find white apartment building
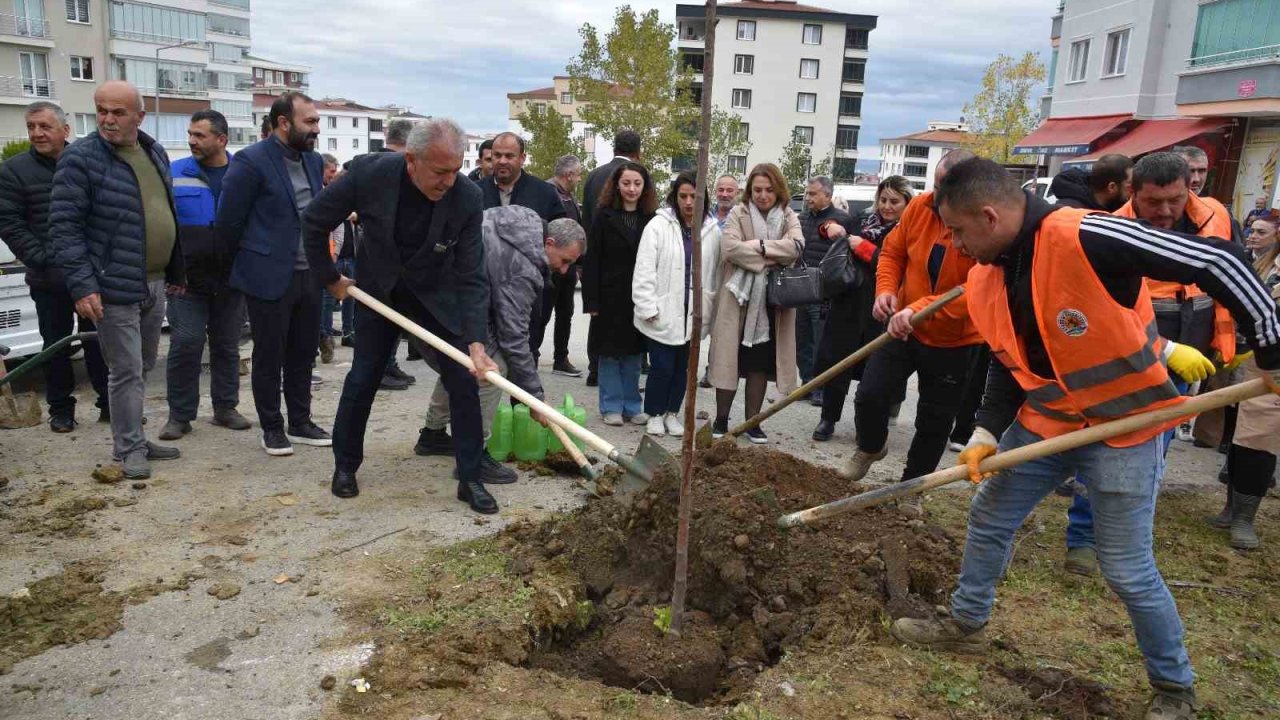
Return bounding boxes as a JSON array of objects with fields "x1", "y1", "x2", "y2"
[
  {"x1": 463, "y1": 131, "x2": 497, "y2": 174},
  {"x1": 878, "y1": 121, "x2": 973, "y2": 192},
  {"x1": 253, "y1": 95, "x2": 386, "y2": 167},
  {"x1": 676, "y1": 0, "x2": 876, "y2": 180},
  {"x1": 507, "y1": 76, "x2": 611, "y2": 169}
]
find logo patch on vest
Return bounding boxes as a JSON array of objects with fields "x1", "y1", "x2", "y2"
[{"x1": 1056, "y1": 309, "x2": 1089, "y2": 337}]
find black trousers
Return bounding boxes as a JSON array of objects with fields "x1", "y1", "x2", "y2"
[
  {"x1": 30, "y1": 285, "x2": 109, "y2": 416},
  {"x1": 949, "y1": 344, "x2": 991, "y2": 444},
  {"x1": 853, "y1": 337, "x2": 978, "y2": 481},
  {"x1": 1227, "y1": 443, "x2": 1277, "y2": 498},
  {"x1": 534, "y1": 270, "x2": 576, "y2": 362},
  {"x1": 332, "y1": 286, "x2": 484, "y2": 481},
  {"x1": 245, "y1": 269, "x2": 321, "y2": 432}
]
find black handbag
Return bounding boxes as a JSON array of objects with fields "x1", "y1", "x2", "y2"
[
  {"x1": 818, "y1": 235, "x2": 864, "y2": 299},
  {"x1": 767, "y1": 240, "x2": 823, "y2": 308}
]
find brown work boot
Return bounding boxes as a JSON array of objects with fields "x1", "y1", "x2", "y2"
[
  {"x1": 1146, "y1": 682, "x2": 1196, "y2": 719},
  {"x1": 841, "y1": 446, "x2": 888, "y2": 482},
  {"x1": 1064, "y1": 547, "x2": 1098, "y2": 577},
  {"x1": 890, "y1": 614, "x2": 986, "y2": 654},
  {"x1": 319, "y1": 335, "x2": 334, "y2": 364}
]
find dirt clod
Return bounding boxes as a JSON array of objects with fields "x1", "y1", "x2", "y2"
[
  {"x1": 92, "y1": 466, "x2": 123, "y2": 484},
  {"x1": 131, "y1": 482, "x2": 147, "y2": 490},
  {"x1": 319, "y1": 675, "x2": 336, "y2": 690},
  {"x1": 998, "y1": 664, "x2": 1117, "y2": 719},
  {"x1": 207, "y1": 583, "x2": 241, "y2": 600}
]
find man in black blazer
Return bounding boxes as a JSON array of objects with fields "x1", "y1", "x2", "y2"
[
  {"x1": 302, "y1": 118, "x2": 501, "y2": 514},
  {"x1": 477, "y1": 132, "x2": 565, "y2": 222}
]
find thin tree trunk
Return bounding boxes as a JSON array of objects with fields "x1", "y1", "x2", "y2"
[{"x1": 669, "y1": 0, "x2": 716, "y2": 638}]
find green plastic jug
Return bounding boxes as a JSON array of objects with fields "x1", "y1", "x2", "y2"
[
  {"x1": 487, "y1": 402, "x2": 514, "y2": 462},
  {"x1": 548, "y1": 394, "x2": 588, "y2": 452},
  {"x1": 513, "y1": 403, "x2": 547, "y2": 462}
]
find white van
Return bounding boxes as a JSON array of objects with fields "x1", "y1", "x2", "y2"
[{"x1": 0, "y1": 238, "x2": 41, "y2": 358}]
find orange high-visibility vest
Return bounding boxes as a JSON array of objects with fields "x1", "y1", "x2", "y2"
[
  {"x1": 1116, "y1": 193, "x2": 1237, "y2": 363},
  {"x1": 967, "y1": 208, "x2": 1185, "y2": 447}
]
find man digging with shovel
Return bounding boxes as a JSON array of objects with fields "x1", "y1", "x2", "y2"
[{"x1": 889, "y1": 158, "x2": 1280, "y2": 720}]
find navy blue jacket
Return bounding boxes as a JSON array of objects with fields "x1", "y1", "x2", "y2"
[
  {"x1": 171, "y1": 154, "x2": 233, "y2": 295},
  {"x1": 477, "y1": 171, "x2": 566, "y2": 222},
  {"x1": 301, "y1": 152, "x2": 489, "y2": 344},
  {"x1": 49, "y1": 131, "x2": 184, "y2": 304},
  {"x1": 216, "y1": 136, "x2": 324, "y2": 301}
]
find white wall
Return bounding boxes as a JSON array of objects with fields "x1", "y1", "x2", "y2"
[{"x1": 318, "y1": 110, "x2": 374, "y2": 166}]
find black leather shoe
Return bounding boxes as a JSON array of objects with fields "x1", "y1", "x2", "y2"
[
  {"x1": 332, "y1": 468, "x2": 359, "y2": 498},
  {"x1": 386, "y1": 362, "x2": 416, "y2": 384},
  {"x1": 812, "y1": 419, "x2": 835, "y2": 442},
  {"x1": 479, "y1": 454, "x2": 517, "y2": 484},
  {"x1": 457, "y1": 479, "x2": 498, "y2": 514},
  {"x1": 50, "y1": 414, "x2": 76, "y2": 433},
  {"x1": 413, "y1": 426, "x2": 454, "y2": 456},
  {"x1": 585, "y1": 372, "x2": 598, "y2": 387}
]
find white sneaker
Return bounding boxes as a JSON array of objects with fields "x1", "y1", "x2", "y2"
[
  {"x1": 628, "y1": 413, "x2": 650, "y2": 425},
  {"x1": 1175, "y1": 421, "x2": 1193, "y2": 443},
  {"x1": 602, "y1": 413, "x2": 624, "y2": 426},
  {"x1": 947, "y1": 441, "x2": 965, "y2": 453},
  {"x1": 645, "y1": 416, "x2": 665, "y2": 436},
  {"x1": 664, "y1": 413, "x2": 685, "y2": 437}
]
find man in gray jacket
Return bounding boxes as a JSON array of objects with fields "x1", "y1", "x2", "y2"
[{"x1": 414, "y1": 207, "x2": 585, "y2": 482}]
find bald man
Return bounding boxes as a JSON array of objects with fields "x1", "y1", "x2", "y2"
[{"x1": 50, "y1": 80, "x2": 185, "y2": 480}]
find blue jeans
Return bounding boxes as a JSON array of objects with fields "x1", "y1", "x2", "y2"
[
  {"x1": 643, "y1": 339, "x2": 688, "y2": 416},
  {"x1": 952, "y1": 422, "x2": 1193, "y2": 689},
  {"x1": 598, "y1": 354, "x2": 642, "y2": 416},
  {"x1": 795, "y1": 302, "x2": 826, "y2": 384},
  {"x1": 165, "y1": 288, "x2": 245, "y2": 422}
]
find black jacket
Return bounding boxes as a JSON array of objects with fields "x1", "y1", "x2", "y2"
[
  {"x1": 50, "y1": 131, "x2": 184, "y2": 304},
  {"x1": 0, "y1": 147, "x2": 59, "y2": 290},
  {"x1": 582, "y1": 157, "x2": 628, "y2": 230},
  {"x1": 477, "y1": 171, "x2": 566, "y2": 222},
  {"x1": 798, "y1": 204, "x2": 851, "y2": 268},
  {"x1": 302, "y1": 152, "x2": 489, "y2": 345},
  {"x1": 581, "y1": 206, "x2": 650, "y2": 356},
  {"x1": 1048, "y1": 168, "x2": 1103, "y2": 210},
  {"x1": 815, "y1": 212, "x2": 893, "y2": 382}
]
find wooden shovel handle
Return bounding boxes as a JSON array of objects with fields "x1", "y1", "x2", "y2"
[
  {"x1": 778, "y1": 378, "x2": 1272, "y2": 528},
  {"x1": 730, "y1": 286, "x2": 964, "y2": 437},
  {"x1": 549, "y1": 422, "x2": 591, "y2": 471}
]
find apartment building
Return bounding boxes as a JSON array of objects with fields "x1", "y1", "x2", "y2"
[
  {"x1": 506, "y1": 76, "x2": 609, "y2": 168},
  {"x1": 463, "y1": 131, "x2": 497, "y2": 174},
  {"x1": 247, "y1": 53, "x2": 309, "y2": 96},
  {"x1": 252, "y1": 95, "x2": 386, "y2": 167},
  {"x1": 878, "y1": 121, "x2": 973, "y2": 192},
  {"x1": 676, "y1": 0, "x2": 876, "y2": 180}
]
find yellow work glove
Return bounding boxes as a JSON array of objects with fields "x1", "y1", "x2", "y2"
[
  {"x1": 957, "y1": 427, "x2": 999, "y2": 484},
  {"x1": 1166, "y1": 342, "x2": 1216, "y2": 383},
  {"x1": 1223, "y1": 350, "x2": 1253, "y2": 373}
]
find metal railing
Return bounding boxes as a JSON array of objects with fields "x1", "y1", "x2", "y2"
[
  {"x1": 1188, "y1": 43, "x2": 1280, "y2": 69},
  {"x1": 0, "y1": 13, "x2": 50, "y2": 38},
  {"x1": 0, "y1": 75, "x2": 54, "y2": 98},
  {"x1": 209, "y1": 0, "x2": 250, "y2": 9}
]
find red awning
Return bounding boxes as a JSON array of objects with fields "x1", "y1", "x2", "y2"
[
  {"x1": 1013, "y1": 114, "x2": 1133, "y2": 156},
  {"x1": 1064, "y1": 118, "x2": 1229, "y2": 166}
]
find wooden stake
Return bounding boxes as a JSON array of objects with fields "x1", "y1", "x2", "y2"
[{"x1": 670, "y1": 0, "x2": 717, "y2": 638}]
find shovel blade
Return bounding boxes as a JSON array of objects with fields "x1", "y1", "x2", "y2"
[
  {"x1": 0, "y1": 392, "x2": 42, "y2": 429},
  {"x1": 611, "y1": 435, "x2": 677, "y2": 501}
]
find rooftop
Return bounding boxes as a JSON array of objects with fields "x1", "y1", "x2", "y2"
[
  {"x1": 881, "y1": 128, "x2": 976, "y2": 145},
  {"x1": 676, "y1": 0, "x2": 877, "y2": 27},
  {"x1": 244, "y1": 54, "x2": 311, "y2": 72},
  {"x1": 508, "y1": 86, "x2": 556, "y2": 100}
]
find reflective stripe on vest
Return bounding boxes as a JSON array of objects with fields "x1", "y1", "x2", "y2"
[
  {"x1": 172, "y1": 176, "x2": 210, "y2": 189},
  {"x1": 967, "y1": 208, "x2": 1187, "y2": 448}
]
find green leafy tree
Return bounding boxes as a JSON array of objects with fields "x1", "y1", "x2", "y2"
[
  {"x1": 567, "y1": 5, "x2": 697, "y2": 186},
  {"x1": 776, "y1": 136, "x2": 815, "y2": 197},
  {"x1": 963, "y1": 51, "x2": 1045, "y2": 164},
  {"x1": 517, "y1": 105, "x2": 591, "y2": 181},
  {"x1": 706, "y1": 108, "x2": 751, "y2": 181},
  {"x1": 812, "y1": 146, "x2": 834, "y2": 180},
  {"x1": 1, "y1": 139, "x2": 30, "y2": 161}
]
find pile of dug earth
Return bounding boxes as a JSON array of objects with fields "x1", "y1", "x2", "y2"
[{"x1": 368, "y1": 441, "x2": 963, "y2": 708}]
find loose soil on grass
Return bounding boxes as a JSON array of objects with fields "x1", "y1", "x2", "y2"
[{"x1": 342, "y1": 440, "x2": 964, "y2": 712}]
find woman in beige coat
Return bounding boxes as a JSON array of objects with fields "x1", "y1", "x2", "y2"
[
  {"x1": 1214, "y1": 210, "x2": 1280, "y2": 549},
  {"x1": 707, "y1": 163, "x2": 803, "y2": 443}
]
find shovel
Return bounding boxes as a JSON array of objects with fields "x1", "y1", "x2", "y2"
[
  {"x1": 0, "y1": 344, "x2": 42, "y2": 429},
  {"x1": 726, "y1": 287, "x2": 965, "y2": 438},
  {"x1": 547, "y1": 422, "x2": 603, "y2": 497},
  {"x1": 778, "y1": 377, "x2": 1274, "y2": 529},
  {"x1": 349, "y1": 287, "x2": 675, "y2": 493}
]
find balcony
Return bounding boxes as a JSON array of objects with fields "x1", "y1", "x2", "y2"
[
  {"x1": 209, "y1": 0, "x2": 250, "y2": 10},
  {"x1": 0, "y1": 75, "x2": 54, "y2": 100},
  {"x1": 1177, "y1": 0, "x2": 1279, "y2": 113},
  {"x1": 0, "y1": 13, "x2": 50, "y2": 41},
  {"x1": 1051, "y1": 13, "x2": 1062, "y2": 42},
  {"x1": 678, "y1": 20, "x2": 705, "y2": 48}
]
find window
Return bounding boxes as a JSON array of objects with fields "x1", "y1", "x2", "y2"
[
  {"x1": 681, "y1": 51, "x2": 704, "y2": 74},
  {"x1": 560, "y1": 92, "x2": 573, "y2": 104},
  {"x1": 904, "y1": 163, "x2": 928, "y2": 178},
  {"x1": 211, "y1": 43, "x2": 243, "y2": 64},
  {"x1": 327, "y1": 138, "x2": 337, "y2": 151},
  {"x1": 802, "y1": 24, "x2": 822, "y2": 45},
  {"x1": 370, "y1": 138, "x2": 384, "y2": 152},
  {"x1": 69, "y1": 55, "x2": 93, "y2": 81},
  {"x1": 254, "y1": 67, "x2": 263, "y2": 79},
  {"x1": 845, "y1": 27, "x2": 869, "y2": 49},
  {"x1": 203, "y1": 70, "x2": 250, "y2": 91},
  {"x1": 793, "y1": 126, "x2": 814, "y2": 145},
  {"x1": 74, "y1": 113, "x2": 93, "y2": 137},
  {"x1": 109, "y1": 3, "x2": 205, "y2": 42},
  {"x1": 842, "y1": 59, "x2": 866, "y2": 83},
  {"x1": 733, "y1": 122, "x2": 749, "y2": 144},
  {"x1": 836, "y1": 125, "x2": 858, "y2": 149},
  {"x1": 272, "y1": 70, "x2": 283, "y2": 85},
  {"x1": 66, "y1": 0, "x2": 89, "y2": 23},
  {"x1": 727, "y1": 155, "x2": 747, "y2": 175},
  {"x1": 288, "y1": 72, "x2": 298, "y2": 83},
  {"x1": 736, "y1": 20, "x2": 755, "y2": 41},
  {"x1": 19, "y1": 51, "x2": 50, "y2": 97},
  {"x1": 800, "y1": 59, "x2": 819, "y2": 79},
  {"x1": 834, "y1": 158, "x2": 858, "y2": 182},
  {"x1": 1067, "y1": 38, "x2": 1090, "y2": 83},
  {"x1": 1103, "y1": 28, "x2": 1130, "y2": 77},
  {"x1": 796, "y1": 92, "x2": 816, "y2": 113},
  {"x1": 352, "y1": 117, "x2": 359, "y2": 128},
  {"x1": 352, "y1": 138, "x2": 359, "y2": 149},
  {"x1": 211, "y1": 99, "x2": 252, "y2": 119},
  {"x1": 731, "y1": 88, "x2": 752, "y2": 109},
  {"x1": 207, "y1": 13, "x2": 249, "y2": 37},
  {"x1": 328, "y1": 116, "x2": 337, "y2": 129},
  {"x1": 905, "y1": 145, "x2": 929, "y2": 159},
  {"x1": 370, "y1": 118, "x2": 383, "y2": 133},
  {"x1": 734, "y1": 54, "x2": 754, "y2": 75},
  {"x1": 839, "y1": 92, "x2": 862, "y2": 116}
]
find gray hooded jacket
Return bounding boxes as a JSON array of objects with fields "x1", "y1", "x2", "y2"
[{"x1": 483, "y1": 205, "x2": 548, "y2": 400}]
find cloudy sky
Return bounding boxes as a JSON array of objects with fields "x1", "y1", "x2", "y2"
[{"x1": 251, "y1": 0, "x2": 1057, "y2": 168}]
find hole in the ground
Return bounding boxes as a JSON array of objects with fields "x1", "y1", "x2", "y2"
[{"x1": 504, "y1": 441, "x2": 963, "y2": 706}]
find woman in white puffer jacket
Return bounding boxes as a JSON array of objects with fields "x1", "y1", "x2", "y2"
[{"x1": 632, "y1": 170, "x2": 722, "y2": 437}]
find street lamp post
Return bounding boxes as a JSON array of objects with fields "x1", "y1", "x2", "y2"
[{"x1": 154, "y1": 39, "x2": 199, "y2": 140}]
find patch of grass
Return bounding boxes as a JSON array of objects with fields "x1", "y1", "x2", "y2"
[
  {"x1": 431, "y1": 537, "x2": 509, "y2": 581},
  {"x1": 921, "y1": 655, "x2": 981, "y2": 707},
  {"x1": 725, "y1": 703, "x2": 781, "y2": 720},
  {"x1": 652, "y1": 605, "x2": 672, "y2": 634},
  {"x1": 381, "y1": 607, "x2": 447, "y2": 634},
  {"x1": 602, "y1": 691, "x2": 637, "y2": 713}
]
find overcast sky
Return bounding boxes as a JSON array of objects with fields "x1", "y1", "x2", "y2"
[{"x1": 251, "y1": 0, "x2": 1057, "y2": 168}]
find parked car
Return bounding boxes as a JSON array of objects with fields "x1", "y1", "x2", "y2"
[
  {"x1": 0, "y1": 238, "x2": 40, "y2": 358},
  {"x1": 1022, "y1": 177, "x2": 1058, "y2": 204}
]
